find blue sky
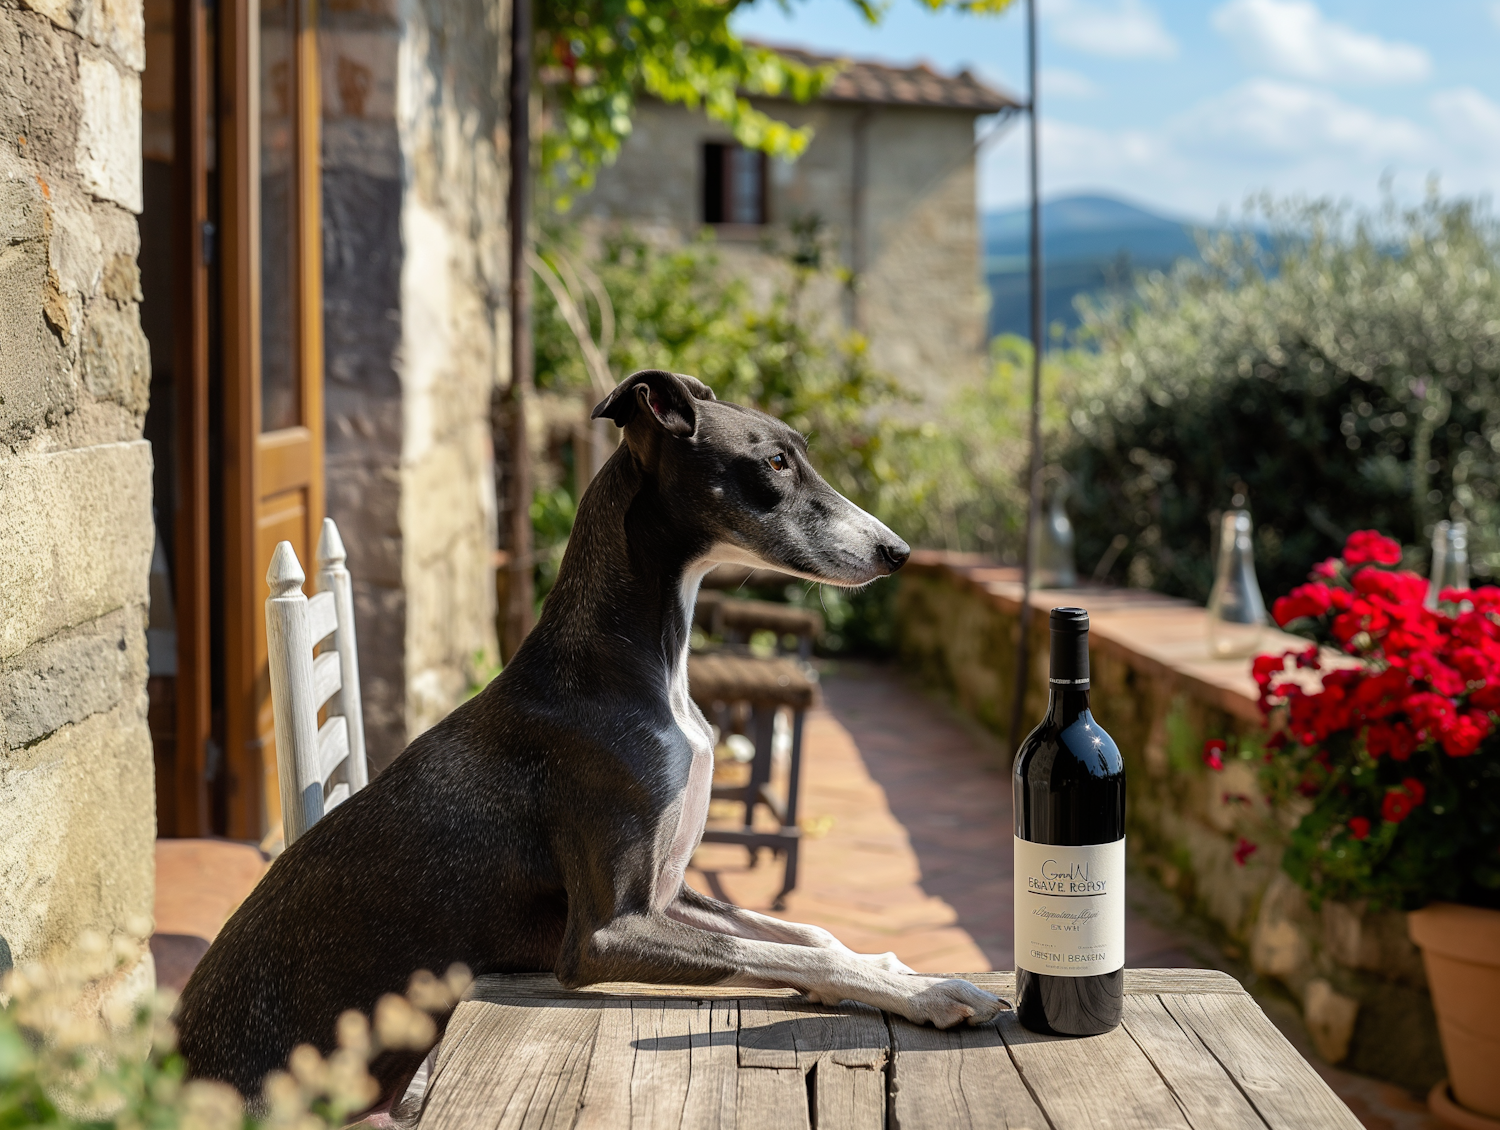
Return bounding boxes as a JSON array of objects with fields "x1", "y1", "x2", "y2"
[{"x1": 731, "y1": 0, "x2": 1500, "y2": 222}]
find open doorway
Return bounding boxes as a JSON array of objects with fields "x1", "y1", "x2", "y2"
[{"x1": 138, "y1": 0, "x2": 324, "y2": 843}]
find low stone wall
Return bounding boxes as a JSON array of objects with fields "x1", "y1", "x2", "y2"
[{"x1": 896, "y1": 552, "x2": 1445, "y2": 1090}]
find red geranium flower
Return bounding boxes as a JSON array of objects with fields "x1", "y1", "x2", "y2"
[
  {"x1": 1440, "y1": 712, "x2": 1490, "y2": 757},
  {"x1": 1233, "y1": 838, "x2": 1258, "y2": 865},
  {"x1": 1311, "y1": 557, "x2": 1342, "y2": 579},
  {"x1": 1203, "y1": 739, "x2": 1226, "y2": 771},
  {"x1": 1273, "y1": 583, "x2": 1334, "y2": 626},
  {"x1": 1471, "y1": 684, "x2": 1500, "y2": 711},
  {"x1": 1382, "y1": 789, "x2": 1415, "y2": 823},
  {"x1": 1343, "y1": 530, "x2": 1403, "y2": 566},
  {"x1": 1256, "y1": 534, "x2": 1498, "y2": 905}
]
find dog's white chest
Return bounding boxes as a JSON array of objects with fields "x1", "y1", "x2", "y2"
[
  {"x1": 654, "y1": 571, "x2": 717, "y2": 910},
  {"x1": 655, "y1": 743, "x2": 714, "y2": 907}
]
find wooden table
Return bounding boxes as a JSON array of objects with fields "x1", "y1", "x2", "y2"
[{"x1": 416, "y1": 969, "x2": 1362, "y2": 1129}]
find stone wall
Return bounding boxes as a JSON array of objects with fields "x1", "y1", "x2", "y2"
[
  {"x1": 1, "y1": 0, "x2": 155, "y2": 996},
  {"x1": 579, "y1": 99, "x2": 990, "y2": 402},
  {"x1": 896, "y1": 553, "x2": 1446, "y2": 1092},
  {"x1": 320, "y1": 0, "x2": 506, "y2": 769}
]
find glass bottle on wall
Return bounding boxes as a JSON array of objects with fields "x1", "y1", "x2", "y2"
[
  {"x1": 1426, "y1": 520, "x2": 1469, "y2": 609},
  {"x1": 1206, "y1": 509, "x2": 1267, "y2": 659},
  {"x1": 1032, "y1": 469, "x2": 1078, "y2": 589}
]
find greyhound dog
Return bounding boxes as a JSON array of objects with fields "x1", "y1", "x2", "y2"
[{"x1": 175, "y1": 369, "x2": 1003, "y2": 1103}]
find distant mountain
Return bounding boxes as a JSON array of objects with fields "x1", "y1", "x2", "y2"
[{"x1": 984, "y1": 194, "x2": 1205, "y2": 340}]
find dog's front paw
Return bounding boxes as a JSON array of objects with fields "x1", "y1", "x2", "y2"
[
  {"x1": 856, "y1": 950, "x2": 915, "y2": 975},
  {"x1": 899, "y1": 977, "x2": 1004, "y2": 1030}
]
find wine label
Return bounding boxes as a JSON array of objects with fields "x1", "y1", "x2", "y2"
[{"x1": 1013, "y1": 837, "x2": 1125, "y2": 977}]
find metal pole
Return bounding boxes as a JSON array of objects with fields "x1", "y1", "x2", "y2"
[
  {"x1": 504, "y1": 0, "x2": 535, "y2": 659},
  {"x1": 1008, "y1": 0, "x2": 1044, "y2": 760}
]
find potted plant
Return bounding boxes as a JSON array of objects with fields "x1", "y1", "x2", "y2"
[{"x1": 1255, "y1": 530, "x2": 1500, "y2": 1129}]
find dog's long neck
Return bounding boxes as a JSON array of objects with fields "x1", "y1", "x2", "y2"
[{"x1": 512, "y1": 446, "x2": 709, "y2": 699}]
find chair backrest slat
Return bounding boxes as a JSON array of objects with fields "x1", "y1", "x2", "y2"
[
  {"x1": 317, "y1": 715, "x2": 349, "y2": 784},
  {"x1": 264, "y1": 518, "x2": 370, "y2": 848},
  {"x1": 316, "y1": 519, "x2": 368, "y2": 792},
  {"x1": 312, "y1": 650, "x2": 342, "y2": 712},
  {"x1": 307, "y1": 590, "x2": 338, "y2": 646}
]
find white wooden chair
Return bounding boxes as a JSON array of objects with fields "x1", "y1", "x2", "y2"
[{"x1": 265, "y1": 518, "x2": 369, "y2": 847}]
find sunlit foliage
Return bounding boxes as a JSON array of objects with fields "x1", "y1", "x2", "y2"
[{"x1": 1062, "y1": 192, "x2": 1500, "y2": 602}]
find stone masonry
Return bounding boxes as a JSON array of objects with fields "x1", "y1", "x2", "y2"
[
  {"x1": 581, "y1": 90, "x2": 997, "y2": 404},
  {"x1": 1, "y1": 0, "x2": 156, "y2": 994},
  {"x1": 320, "y1": 0, "x2": 508, "y2": 768}
]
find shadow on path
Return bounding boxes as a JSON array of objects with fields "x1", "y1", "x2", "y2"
[
  {"x1": 818, "y1": 662, "x2": 1017, "y2": 969},
  {"x1": 819, "y1": 661, "x2": 1216, "y2": 972}
]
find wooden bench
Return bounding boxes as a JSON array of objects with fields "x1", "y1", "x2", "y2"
[
  {"x1": 694, "y1": 592, "x2": 823, "y2": 659},
  {"x1": 415, "y1": 968, "x2": 1365, "y2": 1129},
  {"x1": 688, "y1": 652, "x2": 817, "y2": 909}
]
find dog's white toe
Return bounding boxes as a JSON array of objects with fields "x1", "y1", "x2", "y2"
[{"x1": 902, "y1": 977, "x2": 1003, "y2": 1029}]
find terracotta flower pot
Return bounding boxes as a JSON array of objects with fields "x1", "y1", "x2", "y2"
[{"x1": 1409, "y1": 902, "x2": 1500, "y2": 1124}]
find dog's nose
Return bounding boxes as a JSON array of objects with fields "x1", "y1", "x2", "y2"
[{"x1": 877, "y1": 540, "x2": 911, "y2": 573}]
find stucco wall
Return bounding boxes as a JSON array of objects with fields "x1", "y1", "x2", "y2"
[
  {"x1": 1, "y1": 0, "x2": 155, "y2": 993},
  {"x1": 320, "y1": 0, "x2": 505, "y2": 769},
  {"x1": 580, "y1": 98, "x2": 990, "y2": 402}
]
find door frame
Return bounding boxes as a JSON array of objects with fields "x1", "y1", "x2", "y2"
[
  {"x1": 220, "y1": 0, "x2": 324, "y2": 840},
  {"x1": 169, "y1": 0, "x2": 213, "y2": 836}
]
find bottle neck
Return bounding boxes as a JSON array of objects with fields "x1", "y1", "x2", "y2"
[
  {"x1": 1046, "y1": 683, "x2": 1091, "y2": 726},
  {"x1": 1047, "y1": 625, "x2": 1090, "y2": 725}
]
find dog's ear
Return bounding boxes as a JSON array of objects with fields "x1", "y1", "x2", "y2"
[{"x1": 591, "y1": 370, "x2": 715, "y2": 437}]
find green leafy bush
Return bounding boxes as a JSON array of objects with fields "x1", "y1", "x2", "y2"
[{"x1": 1061, "y1": 193, "x2": 1500, "y2": 602}]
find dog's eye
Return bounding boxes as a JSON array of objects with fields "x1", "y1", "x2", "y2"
[{"x1": 768, "y1": 453, "x2": 789, "y2": 473}]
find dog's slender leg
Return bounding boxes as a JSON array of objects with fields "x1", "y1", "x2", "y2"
[
  {"x1": 666, "y1": 886, "x2": 916, "y2": 974},
  {"x1": 560, "y1": 910, "x2": 999, "y2": 1029}
]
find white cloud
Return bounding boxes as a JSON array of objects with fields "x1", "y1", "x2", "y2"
[
  {"x1": 1430, "y1": 87, "x2": 1500, "y2": 151},
  {"x1": 978, "y1": 81, "x2": 1462, "y2": 219},
  {"x1": 1174, "y1": 79, "x2": 1426, "y2": 162},
  {"x1": 1040, "y1": 67, "x2": 1099, "y2": 99},
  {"x1": 1212, "y1": 0, "x2": 1430, "y2": 85},
  {"x1": 1047, "y1": 0, "x2": 1178, "y2": 60}
]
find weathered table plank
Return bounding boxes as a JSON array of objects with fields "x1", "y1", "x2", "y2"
[
  {"x1": 887, "y1": 1016, "x2": 1049, "y2": 1130},
  {"x1": 417, "y1": 971, "x2": 1359, "y2": 1130},
  {"x1": 998, "y1": 1006, "x2": 1195, "y2": 1130},
  {"x1": 1162, "y1": 992, "x2": 1364, "y2": 1130},
  {"x1": 1118, "y1": 995, "x2": 1267, "y2": 1130}
]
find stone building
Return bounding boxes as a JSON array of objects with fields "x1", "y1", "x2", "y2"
[
  {"x1": 580, "y1": 47, "x2": 1017, "y2": 401},
  {"x1": 2, "y1": 0, "x2": 510, "y2": 982}
]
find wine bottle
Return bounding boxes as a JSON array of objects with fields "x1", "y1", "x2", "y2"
[{"x1": 1013, "y1": 606, "x2": 1126, "y2": 1035}]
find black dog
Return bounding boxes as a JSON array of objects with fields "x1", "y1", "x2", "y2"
[{"x1": 175, "y1": 370, "x2": 1002, "y2": 1103}]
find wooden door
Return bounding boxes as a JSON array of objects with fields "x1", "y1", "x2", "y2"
[
  {"x1": 221, "y1": 0, "x2": 324, "y2": 839},
  {"x1": 171, "y1": 0, "x2": 215, "y2": 835}
]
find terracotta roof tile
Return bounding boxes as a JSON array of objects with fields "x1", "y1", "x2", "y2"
[{"x1": 752, "y1": 43, "x2": 1020, "y2": 113}]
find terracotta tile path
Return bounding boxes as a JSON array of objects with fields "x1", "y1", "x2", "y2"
[
  {"x1": 689, "y1": 661, "x2": 1443, "y2": 1130},
  {"x1": 688, "y1": 660, "x2": 1204, "y2": 973}
]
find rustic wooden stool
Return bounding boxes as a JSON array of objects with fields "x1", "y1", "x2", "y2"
[{"x1": 687, "y1": 652, "x2": 818, "y2": 909}]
